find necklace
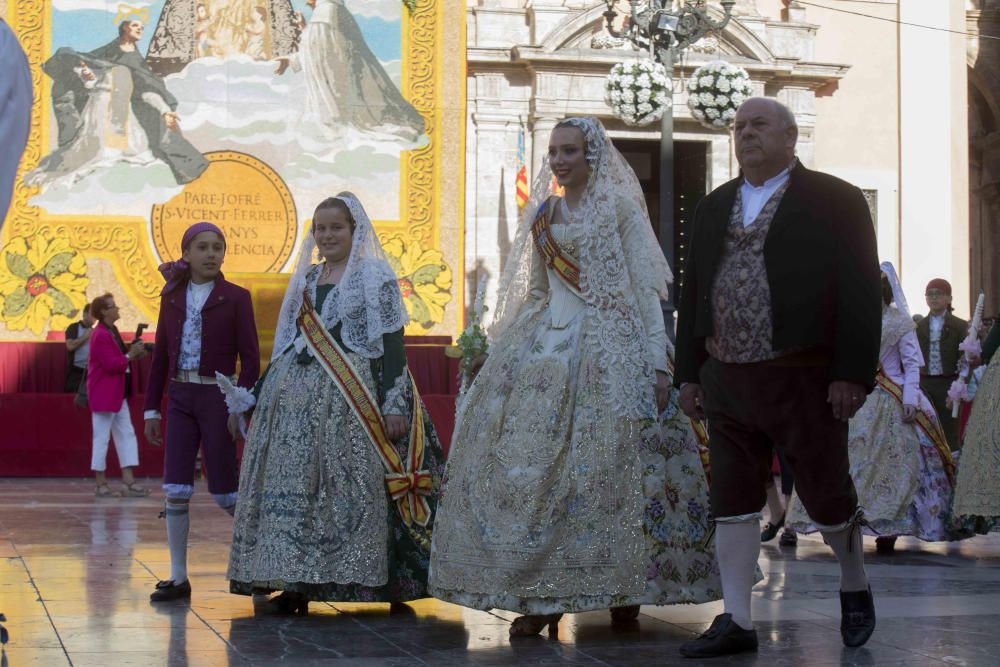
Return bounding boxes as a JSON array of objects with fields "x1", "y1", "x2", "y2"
[{"x1": 559, "y1": 197, "x2": 580, "y2": 224}]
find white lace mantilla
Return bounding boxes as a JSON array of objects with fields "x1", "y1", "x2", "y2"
[
  {"x1": 272, "y1": 193, "x2": 408, "y2": 361},
  {"x1": 489, "y1": 117, "x2": 671, "y2": 420}
]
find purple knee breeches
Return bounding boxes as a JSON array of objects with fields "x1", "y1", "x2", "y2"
[{"x1": 163, "y1": 382, "x2": 238, "y2": 494}]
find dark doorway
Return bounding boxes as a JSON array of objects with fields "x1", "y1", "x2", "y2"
[{"x1": 613, "y1": 139, "x2": 709, "y2": 290}]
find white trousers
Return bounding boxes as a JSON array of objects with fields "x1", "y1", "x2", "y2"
[{"x1": 91, "y1": 402, "x2": 139, "y2": 471}]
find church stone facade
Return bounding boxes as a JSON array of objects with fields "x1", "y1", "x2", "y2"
[{"x1": 464, "y1": 0, "x2": 846, "y2": 304}]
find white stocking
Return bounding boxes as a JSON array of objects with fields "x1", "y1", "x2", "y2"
[
  {"x1": 821, "y1": 524, "x2": 868, "y2": 592},
  {"x1": 165, "y1": 499, "x2": 190, "y2": 584},
  {"x1": 715, "y1": 520, "x2": 761, "y2": 630},
  {"x1": 764, "y1": 481, "x2": 785, "y2": 523}
]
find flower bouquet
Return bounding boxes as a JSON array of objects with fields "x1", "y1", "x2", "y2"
[
  {"x1": 445, "y1": 275, "x2": 490, "y2": 398},
  {"x1": 605, "y1": 59, "x2": 673, "y2": 127},
  {"x1": 686, "y1": 60, "x2": 752, "y2": 130},
  {"x1": 948, "y1": 291, "x2": 985, "y2": 417}
]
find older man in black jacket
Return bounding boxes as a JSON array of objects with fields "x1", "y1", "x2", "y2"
[{"x1": 675, "y1": 98, "x2": 882, "y2": 658}]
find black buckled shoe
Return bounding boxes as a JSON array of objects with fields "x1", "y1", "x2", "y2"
[
  {"x1": 679, "y1": 613, "x2": 758, "y2": 658},
  {"x1": 840, "y1": 586, "x2": 876, "y2": 647},
  {"x1": 875, "y1": 536, "x2": 896, "y2": 554},
  {"x1": 150, "y1": 579, "x2": 192, "y2": 602},
  {"x1": 779, "y1": 528, "x2": 798, "y2": 546},
  {"x1": 760, "y1": 515, "x2": 785, "y2": 542}
]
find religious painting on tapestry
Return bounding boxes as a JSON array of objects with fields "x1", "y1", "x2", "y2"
[{"x1": 3, "y1": 0, "x2": 463, "y2": 350}]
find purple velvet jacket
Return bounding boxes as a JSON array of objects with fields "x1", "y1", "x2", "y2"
[{"x1": 143, "y1": 276, "x2": 260, "y2": 413}]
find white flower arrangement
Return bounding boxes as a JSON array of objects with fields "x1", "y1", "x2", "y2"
[
  {"x1": 605, "y1": 59, "x2": 673, "y2": 127},
  {"x1": 445, "y1": 275, "x2": 490, "y2": 399},
  {"x1": 686, "y1": 60, "x2": 753, "y2": 130}
]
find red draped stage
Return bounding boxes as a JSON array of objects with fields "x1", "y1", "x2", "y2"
[{"x1": 0, "y1": 339, "x2": 458, "y2": 477}]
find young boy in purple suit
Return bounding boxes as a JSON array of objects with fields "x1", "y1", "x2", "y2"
[{"x1": 144, "y1": 222, "x2": 260, "y2": 602}]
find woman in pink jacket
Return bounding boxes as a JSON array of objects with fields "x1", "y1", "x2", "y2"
[{"x1": 87, "y1": 293, "x2": 149, "y2": 497}]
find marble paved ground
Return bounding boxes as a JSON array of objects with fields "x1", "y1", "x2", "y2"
[{"x1": 2, "y1": 479, "x2": 1000, "y2": 666}]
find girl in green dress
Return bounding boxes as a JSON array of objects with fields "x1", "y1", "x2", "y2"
[{"x1": 227, "y1": 193, "x2": 445, "y2": 614}]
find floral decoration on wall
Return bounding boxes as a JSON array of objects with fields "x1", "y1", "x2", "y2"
[
  {"x1": 0, "y1": 232, "x2": 90, "y2": 335},
  {"x1": 381, "y1": 235, "x2": 453, "y2": 331}
]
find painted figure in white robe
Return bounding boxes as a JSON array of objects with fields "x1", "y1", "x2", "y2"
[{"x1": 274, "y1": 0, "x2": 424, "y2": 141}]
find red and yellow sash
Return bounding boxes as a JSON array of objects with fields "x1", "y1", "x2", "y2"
[
  {"x1": 297, "y1": 294, "x2": 433, "y2": 527},
  {"x1": 531, "y1": 197, "x2": 582, "y2": 294},
  {"x1": 876, "y1": 371, "x2": 956, "y2": 485}
]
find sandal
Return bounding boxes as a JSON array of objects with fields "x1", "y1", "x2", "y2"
[
  {"x1": 94, "y1": 483, "x2": 118, "y2": 497},
  {"x1": 120, "y1": 482, "x2": 150, "y2": 497}
]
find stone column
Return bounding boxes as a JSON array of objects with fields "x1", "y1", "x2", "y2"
[
  {"x1": 467, "y1": 112, "x2": 524, "y2": 311},
  {"x1": 530, "y1": 115, "x2": 559, "y2": 182},
  {"x1": 898, "y1": 1, "x2": 970, "y2": 315}
]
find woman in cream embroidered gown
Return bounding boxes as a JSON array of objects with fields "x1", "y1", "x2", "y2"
[
  {"x1": 429, "y1": 117, "x2": 720, "y2": 636},
  {"x1": 228, "y1": 193, "x2": 445, "y2": 613},
  {"x1": 787, "y1": 263, "x2": 969, "y2": 549},
  {"x1": 953, "y1": 317, "x2": 1000, "y2": 529}
]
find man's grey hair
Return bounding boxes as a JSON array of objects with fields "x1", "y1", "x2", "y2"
[
  {"x1": 738, "y1": 97, "x2": 798, "y2": 130},
  {"x1": 774, "y1": 101, "x2": 798, "y2": 130}
]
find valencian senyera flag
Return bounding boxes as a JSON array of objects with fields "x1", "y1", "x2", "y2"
[{"x1": 516, "y1": 126, "x2": 529, "y2": 208}]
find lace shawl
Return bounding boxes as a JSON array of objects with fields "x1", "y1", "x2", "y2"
[
  {"x1": 271, "y1": 193, "x2": 408, "y2": 361},
  {"x1": 490, "y1": 117, "x2": 673, "y2": 419}
]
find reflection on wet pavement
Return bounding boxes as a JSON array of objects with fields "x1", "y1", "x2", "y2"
[{"x1": 1, "y1": 479, "x2": 999, "y2": 665}]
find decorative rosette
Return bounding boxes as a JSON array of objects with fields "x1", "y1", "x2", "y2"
[
  {"x1": 605, "y1": 60, "x2": 673, "y2": 127},
  {"x1": 686, "y1": 60, "x2": 753, "y2": 129}
]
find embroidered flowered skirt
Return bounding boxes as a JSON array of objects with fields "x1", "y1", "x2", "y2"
[
  {"x1": 429, "y1": 307, "x2": 721, "y2": 614},
  {"x1": 788, "y1": 388, "x2": 968, "y2": 542},
  {"x1": 228, "y1": 351, "x2": 445, "y2": 602},
  {"x1": 953, "y1": 356, "x2": 1000, "y2": 528},
  {"x1": 634, "y1": 384, "x2": 722, "y2": 606}
]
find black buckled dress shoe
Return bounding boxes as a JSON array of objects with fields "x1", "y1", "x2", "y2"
[
  {"x1": 875, "y1": 536, "x2": 896, "y2": 554},
  {"x1": 679, "y1": 613, "x2": 758, "y2": 658},
  {"x1": 779, "y1": 528, "x2": 798, "y2": 546},
  {"x1": 150, "y1": 579, "x2": 192, "y2": 602},
  {"x1": 760, "y1": 515, "x2": 785, "y2": 542},
  {"x1": 840, "y1": 586, "x2": 876, "y2": 647}
]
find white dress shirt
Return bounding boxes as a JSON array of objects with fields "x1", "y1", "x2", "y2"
[
  {"x1": 927, "y1": 314, "x2": 945, "y2": 375},
  {"x1": 740, "y1": 161, "x2": 794, "y2": 228}
]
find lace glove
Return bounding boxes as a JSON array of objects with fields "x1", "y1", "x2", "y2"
[{"x1": 381, "y1": 371, "x2": 411, "y2": 419}]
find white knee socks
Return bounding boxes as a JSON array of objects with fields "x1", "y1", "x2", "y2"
[
  {"x1": 821, "y1": 525, "x2": 868, "y2": 592},
  {"x1": 715, "y1": 521, "x2": 761, "y2": 630},
  {"x1": 764, "y1": 482, "x2": 785, "y2": 522},
  {"x1": 165, "y1": 499, "x2": 190, "y2": 584}
]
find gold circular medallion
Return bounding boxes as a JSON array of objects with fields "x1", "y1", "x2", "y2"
[{"x1": 150, "y1": 151, "x2": 297, "y2": 273}]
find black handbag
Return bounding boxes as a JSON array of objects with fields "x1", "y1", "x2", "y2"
[{"x1": 74, "y1": 368, "x2": 88, "y2": 409}]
